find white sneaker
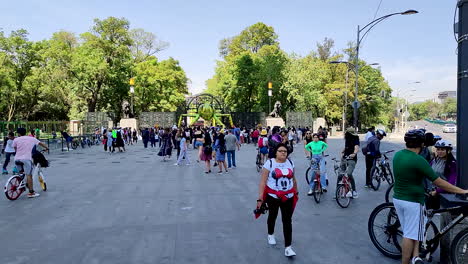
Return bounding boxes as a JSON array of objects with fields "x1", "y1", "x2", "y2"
[
  {"x1": 174, "y1": 163, "x2": 179, "y2": 166},
  {"x1": 267, "y1": 234, "x2": 276, "y2": 245},
  {"x1": 352, "y1": 191, "x2": 358, "y2": 199},
  {"x1": 307, "y1": 189, "x2": 313, "y2": 196},
  {"x1": 285, "y1": 246, "x2": 296, "y2": 257},
  {"x1": 346, "y1": 191, "x2": 353, "y2": 198}
]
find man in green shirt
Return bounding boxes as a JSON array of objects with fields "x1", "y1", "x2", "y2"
[
  {"x1": 305, "y1": 133, "x2": 328, "y2": 194},
  {"x1": 393, "y1": 129, "x2": 468, "y2": 264}
]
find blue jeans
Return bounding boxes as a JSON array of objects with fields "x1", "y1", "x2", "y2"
[
  {"x1": 227, "y1": 150, "x2": 236, "y2": 167},
  {"x1": 309, "y1": 154, "x2": 327, "y2": 190}
]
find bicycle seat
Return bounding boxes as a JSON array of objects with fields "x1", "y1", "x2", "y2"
[{"x1": 15, "y1": 161, "x2": 24, "y2": 166}]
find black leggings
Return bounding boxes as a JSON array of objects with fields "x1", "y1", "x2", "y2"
[
  {"x1": 365, "y1": 155, "x2": 376, "y2": 186},
  {"x1": 266, "y1": 195, "x2": 294, "y2": 247}
]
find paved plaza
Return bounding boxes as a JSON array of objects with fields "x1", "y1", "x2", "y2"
[{"x1": 1, "y1": 137, "x2": 414, "y2": 264}]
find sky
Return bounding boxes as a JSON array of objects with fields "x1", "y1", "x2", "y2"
[{"x1": 1, "y1": 0, "x2": 459, "y2": 102}]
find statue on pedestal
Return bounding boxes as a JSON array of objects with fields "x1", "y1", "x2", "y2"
[{"x1": 269, "y1": 101, "x2": 282, "y2": 118}]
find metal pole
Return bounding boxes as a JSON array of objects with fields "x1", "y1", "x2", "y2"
[
  {"x1": 457, "y1": 0, "x2": 468, "y2": 189},
  {"x1": 269, "y1": 95, "x2": 271, "y2": 114},
  {"x1": 343, "y1": 69, "x2": 349, "y2": 131},
  {"x1": 354, "y1": 25, "x2": 360, "y2": 129}
]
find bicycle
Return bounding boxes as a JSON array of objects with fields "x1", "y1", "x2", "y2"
[
  {"x1": 368, "y1": 194, "x2": 468, "y2": 263},
  {"x1": 370, "y1": 150, "x2": 395, "y2": 191},
  {"x1": 385, "y1": 183, "x2": 394, "y2": 203},
  {"x1": 332, "y1": 157, "x2": 353, "y2": 208},
  {"x1": 4, "y1": 151, "x2": 48, "y2": 200},
  {"x1": 306, "y1": 155, "x2": 328, "y2": 203},
  {"x1": 255, "y1": 148, "x2": 262, "y2": 172}
]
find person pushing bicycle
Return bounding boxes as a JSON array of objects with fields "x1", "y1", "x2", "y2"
[
  {"x1": 393, "y1": 129, "x2": 468, "y2": 264},
  {"x1": 305, "y1": 133, "x2": 328, "y2": 195}
]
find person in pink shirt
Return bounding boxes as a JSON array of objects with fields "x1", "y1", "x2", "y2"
[{"x1": 13, "y1": 128, "x2": 49, "y2": 198}]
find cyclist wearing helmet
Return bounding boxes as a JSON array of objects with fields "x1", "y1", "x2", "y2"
[
  {"x1": 364, "y1": 129, "x2": 386, "y2": 188},
  {"x1": 393, "y1": 130, "x2": 468, "y2": 264},
  {"x1": 430, "y1": 140, "x2": 457, "y2": 194}
]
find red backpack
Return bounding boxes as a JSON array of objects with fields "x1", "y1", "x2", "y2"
[{"x1": 258, "y1": 137, "x2": 265, "y2": 148}]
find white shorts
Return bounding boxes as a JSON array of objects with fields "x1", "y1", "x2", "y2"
[{"x1": 393, "y1": 198, "x2": 427, "y2": 241}]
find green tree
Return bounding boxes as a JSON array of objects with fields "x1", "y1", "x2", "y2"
[
  {"x1": 133, "y1": 58, "x2": 188, "y2": 112},
  {"x1": 0, "y1": 29, "x2": 43, "y2": 121}
]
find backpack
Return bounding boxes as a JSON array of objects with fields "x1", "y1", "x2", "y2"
[
  {"x1": 258, "y1": 137, "x2": 264, "y2": 148},
  {"x1": 204, "y1": 146, "x2": 213, "y2": 155}
]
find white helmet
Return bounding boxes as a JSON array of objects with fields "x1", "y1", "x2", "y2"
[{"x1": 434, "y1": 140, "x2": 453, "y2": 149}]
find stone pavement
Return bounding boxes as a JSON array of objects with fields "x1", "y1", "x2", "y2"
[{"x1": 0, "y1": 138, "x2": 410, "y2": 264}]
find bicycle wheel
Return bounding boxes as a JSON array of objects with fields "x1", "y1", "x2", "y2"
[
  {"x1": 384, "y1": 164, "x2": 394, "y2": 185},
  {"x1": 305, "y1": 167, "x2": 312, "y2": 185},
  {"x1": 450, "y1": 228, "x2": 468, "y2": 264},
  {"x1": 4, "y1": 176, "x2": 24, "y2": 200},
  {"x1": 256, "y1": 154, "x2": 262, "y2": 172},
  {"x1": 371, "y1": 167, "x2": 381, "y2": 191},
  {"x1": 335, "y1": 184, "x2": 351, "y2": 208},
  {"x1": 385, "y1": 184, "x2": 394, "y2": 203},
  {"x1": 368, "y1": 202, "x2": 402, "y2": 259},
  {"x1": 38, "y1": 171, "x2": 47, "y2": 191},
  {"x1": 71, "y1": 141, "x2": 78, "y2": 150},
  {"x1": 313, "y1": 178, "x2": 321, "y2": 204}
]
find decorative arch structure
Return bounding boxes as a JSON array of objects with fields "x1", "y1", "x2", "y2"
[{"x1": 178, "y1": 93, "x2": 233, "y2": 127}]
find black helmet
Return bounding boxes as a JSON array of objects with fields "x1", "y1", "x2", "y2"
[
  {"x1": 404, "y1": 129, "x2": 425, "y2": 144},
  {"x1": 434, "y1": 140, "x2": 453, "y2": 149}
]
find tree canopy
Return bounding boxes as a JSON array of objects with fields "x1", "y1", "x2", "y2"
[
  {"x1": 0, "y1": 17, "x2": 187, "y2": 122},
  {"x1": 208, "y1": 23, "x2": 393, "y2": 128}
]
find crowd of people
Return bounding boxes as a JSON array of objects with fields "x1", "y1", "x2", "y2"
[{"x1": 2, "y1": 122, "x2": 467, "y2": 263}]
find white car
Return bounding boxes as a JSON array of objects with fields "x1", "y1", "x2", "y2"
[{"x1": 442, "y1": 123, "x2": 457, "y2": 133}]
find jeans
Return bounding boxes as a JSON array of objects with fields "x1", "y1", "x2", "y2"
[
  {"x1": 337, "y1": 159, "x2": 357, "y2": 191},
  {"x1": 309, "y1": 154, "x2": 327, "y2": 190},
  {"x1": 226, "y1": 150, "x2": 236, "y2": 167},
  {"x1": 177, "y1": 149, "x2": 190, "y2": 165},
  {"x1": 3, "y1": 152, "x2": 15, "y2": 170}
]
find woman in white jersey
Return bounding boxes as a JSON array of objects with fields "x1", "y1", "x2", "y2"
[{"x1": 255, "y1": 143, "x2": 298, "y2": 257}]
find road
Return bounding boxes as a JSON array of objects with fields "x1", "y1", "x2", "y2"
[
  {"x1": 408, "y1": 120, "x2": 457, "y2": 146},
  {"x1": 0, "y1": 137, "x2": 421, "y2": 264}
]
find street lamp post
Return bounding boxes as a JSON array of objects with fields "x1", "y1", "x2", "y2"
[
  {"x1": 268, "y1": 81, "x2": 273, "y2": 114},
  {"x1": 129, "y1": 77, "x2": 135, "y2": 117},
  {"x1": 353, "y1": 9, "x2": 418, "y2": 129}
]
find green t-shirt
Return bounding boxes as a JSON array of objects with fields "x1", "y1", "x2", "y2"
[
  {"x1": 393, "y1": 149, "x2": 439, "y2": 204},
  {"x1": 305, "y1": 141, "x2": 328, "y2": 155}
]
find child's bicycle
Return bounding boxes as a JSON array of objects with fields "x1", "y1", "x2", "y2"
[{"x1": 4, "y1": 151, "x2": 48, "y2": 200}]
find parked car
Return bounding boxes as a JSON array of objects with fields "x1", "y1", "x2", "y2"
[{"x1": 442, "y1": 123, "x2": 457, "y2": 133}]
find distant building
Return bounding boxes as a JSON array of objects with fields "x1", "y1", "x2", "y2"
[{"x1": 438, "y1": 91, "x2": 457, "y2": 103}]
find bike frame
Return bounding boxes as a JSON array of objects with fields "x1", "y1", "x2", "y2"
[{"x1": 420, "y1": 205, "x2": 468, "y2": 258}]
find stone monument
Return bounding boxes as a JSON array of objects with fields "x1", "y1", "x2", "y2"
[{"x1": 266, "y1": 101, "x2": 285, "y2": 128}]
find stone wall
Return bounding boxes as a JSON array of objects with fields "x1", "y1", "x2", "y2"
[{"x1": 139, "y1": 112, "x2": 176, "y2": 128}]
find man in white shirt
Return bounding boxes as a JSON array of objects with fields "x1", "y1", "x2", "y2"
[{"x1": 364, "y1": 126, "x2": 375, "y2": 142}]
